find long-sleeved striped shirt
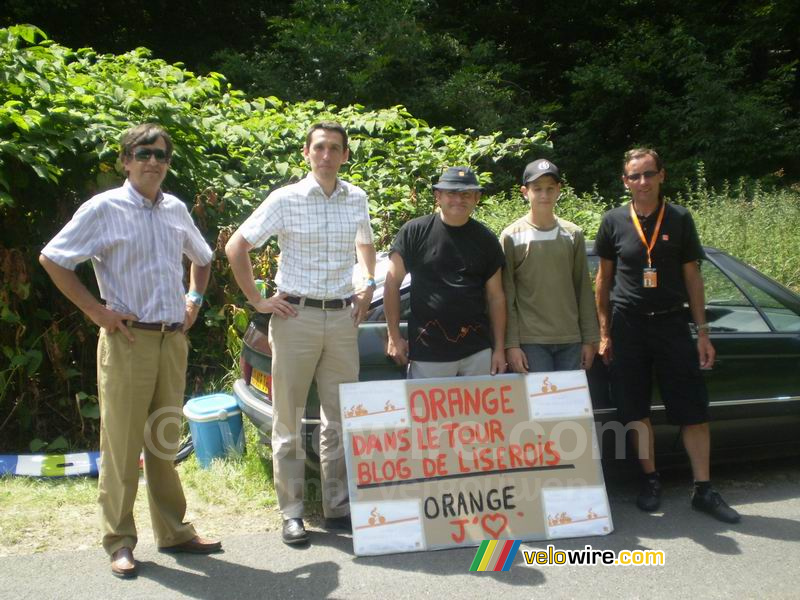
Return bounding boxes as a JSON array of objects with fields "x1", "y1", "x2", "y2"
[{"x1": 42, "y1": 180, "x2": 213, "y2": 323}]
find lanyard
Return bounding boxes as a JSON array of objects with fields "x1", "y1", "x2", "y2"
[{"x1": 629, "y1": 201, "x2": 666, "y2": 268}]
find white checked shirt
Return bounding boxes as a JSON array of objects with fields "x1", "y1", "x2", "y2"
[
  {"x1": 239, "y1": 174, "x2": 374, "y2": 298},
  {"x1": 42, "y1": 180, "x2": 213, "y2": 323}
]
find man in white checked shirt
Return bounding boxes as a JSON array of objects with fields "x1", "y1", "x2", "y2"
[
  {"x1": 226, "y1": 121, "x2": 377, "y2": 546},
  {"x1": 40, "y1": 124, "x2": 221, "y2": 579}
]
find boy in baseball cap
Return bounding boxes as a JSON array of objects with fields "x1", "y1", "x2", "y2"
[{"x1": 501, "y1": 159, "x2": 599, "y2": 373}]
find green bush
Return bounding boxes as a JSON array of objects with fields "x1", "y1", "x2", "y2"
[{"x1": 0, "y1": 25, "x2": 546, "y2": 451}]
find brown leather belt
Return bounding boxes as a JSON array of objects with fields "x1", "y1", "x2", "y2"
[
  {"x1": 285, "y1": 296, "x2": 352, "y2": 310},
  {"x1": 127, "y1": 321, "x2": 183, "y2": 332}
]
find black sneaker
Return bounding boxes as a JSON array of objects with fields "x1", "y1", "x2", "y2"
[
  {"x1": 637, "y1": 475, "x2": 663, "y2": 512},
  {"x1": 691, "y1": 489, "x2": 741, "y2": 523},
  {"x1": 282, "y1": 518, "x2": 309, "y2": 545},
  {"x1": 324, "y1": 515, "x2": 352, "y2": 532}
]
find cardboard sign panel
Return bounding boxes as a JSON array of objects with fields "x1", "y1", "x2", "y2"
[{"x1": 340, "y1": 371, "x2": 613, "y2": 556}]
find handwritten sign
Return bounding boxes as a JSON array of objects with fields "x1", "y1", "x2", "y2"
[{"x1": 340, "y1": 370, "x2": 613, "y2": 556}]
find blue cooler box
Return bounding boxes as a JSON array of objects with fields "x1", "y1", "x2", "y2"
[{"x1": 183, "y1": 393, "x2": 245, "y2": 468}]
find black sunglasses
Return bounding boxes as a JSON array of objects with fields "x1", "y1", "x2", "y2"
[
  {"x1": 625, "y1": 170, "x2": 659, "y2": 182},
  {"x1": 132, "y1": 148, "x2": 170, "y2": 163}
]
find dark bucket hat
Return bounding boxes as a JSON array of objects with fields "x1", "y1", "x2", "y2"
[{"x1": 432, "y1": 166, "x2": 484, "y2": 191}]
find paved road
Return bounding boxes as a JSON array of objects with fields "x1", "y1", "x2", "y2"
[{"x1": 2, "y1": 459, "x2": 798, "y2": 600}]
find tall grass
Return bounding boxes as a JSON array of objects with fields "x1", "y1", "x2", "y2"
[
  {"x1": 478, "y1": 168, "x2": 800, "y2": 294},
  {"x1": 676, "y1": 165, "x2": 800, "y2": 293}
]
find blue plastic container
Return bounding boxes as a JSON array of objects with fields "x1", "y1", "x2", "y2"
[{"x1": 183, "y1": 393, "x2": 245, "y2": 468}]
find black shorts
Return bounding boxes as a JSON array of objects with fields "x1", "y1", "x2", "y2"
[{"x1": 609, "y1": 307, "x2": 709, "y2": 426}]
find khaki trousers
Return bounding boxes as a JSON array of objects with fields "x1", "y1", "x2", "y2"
[
  {"x1": 97, "y1": 328, "x2": 196, "y2": 555},
  {"x1": 268, "y1": 306, "x2": 358, "y2": 519},
  {"x1": 408, "y1": 347, "x2": 492, "y2": 379}
]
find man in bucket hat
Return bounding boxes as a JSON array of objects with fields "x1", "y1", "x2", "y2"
[{"x1": 384, "y1": 166, "x2": 507, "y2": 378}]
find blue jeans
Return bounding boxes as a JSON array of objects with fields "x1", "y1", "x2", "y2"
[{"x1": 521, "y1": 343, "x2": 581, "y2": 372}]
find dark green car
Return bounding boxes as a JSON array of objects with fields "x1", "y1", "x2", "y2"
[{"x1": 233, "y1": 246, "x2": 800, "y2": 465}]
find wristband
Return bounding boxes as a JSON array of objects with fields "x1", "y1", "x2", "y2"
[
  {"x1": 185, "y1": 291, "x2": 204, "y2": 306},
  {"x1": 696, "y1": 323, "x2": 710, "y2": 331}
]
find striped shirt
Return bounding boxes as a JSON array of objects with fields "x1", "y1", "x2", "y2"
[
  {"x1": 42, "y1": 180, "x2": 213, "y2": 323},
  {"x1": 239, "y1": 174, "x2": 374, "y2": 298}
]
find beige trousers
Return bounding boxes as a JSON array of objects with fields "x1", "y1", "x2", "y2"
[
  {"x1": 408, "y1": 347, "x2": 492, "y2": 379},
  {"x1": 268, "y1": 306, "x2": 358, "y2": 519},
  {"x1": 97, "y1": 328, "x2": 196, "y2": 555}
]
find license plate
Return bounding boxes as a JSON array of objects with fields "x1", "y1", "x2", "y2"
[{"x1": 250, "y1": 368, "x2": 271, "y2": 397}]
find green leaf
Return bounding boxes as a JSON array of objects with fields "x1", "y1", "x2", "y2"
[
  {"x1": 48, "y1": 436, "x2": 69, "y2": 451},
  {"x1": 223, "y1": 173, "x2": 241, "y2": 187},
  {"x1": 80, "y1": 403, "x2": 100, "y2": 419},
  {"x1": 29, "y1": 438, "x2": 47, "y2": 452},
  {"x1": 10, "y1": 113, "x2": 29, "y2": 131},
  {"x1": 25, "y1": 350, "x2": 42, "y2": 375}
]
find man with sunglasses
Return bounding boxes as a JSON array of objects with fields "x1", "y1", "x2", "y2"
[
  {"x1": 40, "y1": 123, "x2": 221, "y2": 579},
  {"x1": 594, "y1": 147, "x2": 740, "y2": 524}
]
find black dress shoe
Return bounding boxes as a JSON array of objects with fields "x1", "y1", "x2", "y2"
[
  {"x1": 636, "y1": 475, "x2": 663, "y2": 512},
  {"x1": 692, "y1": 489, "x2": 741, "y2": 523},
  {"x1": 282, "y1": 518, "x2": 309, "y2": 545},
  {"x1": 324, "y1": 515, "x2": 352, "y2": 532}
]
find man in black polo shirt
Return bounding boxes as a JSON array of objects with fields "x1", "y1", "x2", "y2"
[
  {"x1": 594, "y1": 147, "x2": 740, "y2": 523},
  {"x1": 384, "y1": 166, "x2": 506, "y2": 378}
]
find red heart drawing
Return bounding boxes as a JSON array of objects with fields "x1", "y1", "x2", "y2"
[{"x1": 481, "y1": 513, "x2": 508, "y2": 539}]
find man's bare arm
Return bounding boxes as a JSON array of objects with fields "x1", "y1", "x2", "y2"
[
  {"x1": 351, "y1": 242, "x2": 377, "y2": 325},
  {"x1": 485, "y1": 268, "x2": 507, "y2": 375},
  {"x1": 595, "y1": 257, "x2": 615, "y2": 365},
  {"x1": 225, "y1": 230, "x2": 297, "y2": 318},
  {"x1": 384, "y1": 253, "x2": 409, "y2": 366}
]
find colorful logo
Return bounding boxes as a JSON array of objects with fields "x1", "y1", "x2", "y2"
[{"x1": 469, "y1": 540, "x2": 521, "y2": 572}]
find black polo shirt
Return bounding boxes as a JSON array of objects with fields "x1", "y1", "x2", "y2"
[{"x1": 594, "y1": 201, "x2": 704, "y2": 313}]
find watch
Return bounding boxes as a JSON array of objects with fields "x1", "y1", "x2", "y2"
[
  {"x1": 185, "y1": 291, "x2": 204, "y2": 306},
  {"x1": 365, "y1": 276, "x2": 377, "y2": 289}
]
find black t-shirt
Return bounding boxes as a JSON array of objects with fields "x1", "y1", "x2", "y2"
[
  {"x1": 391, "y1": 214, "x2": 505, "y2": 361},
  {"x1": 594, "y1": 202, "x2": 705, "y2": 313}
]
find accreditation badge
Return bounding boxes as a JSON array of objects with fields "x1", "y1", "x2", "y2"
[{"x1": 643, "y1": 267, "x2": 658, "y2": 288}]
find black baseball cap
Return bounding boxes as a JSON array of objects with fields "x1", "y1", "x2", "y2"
[
  {"x1": 523, "y1": 159, "x2": 561, "y2": 184},
  {"x1": 432, "y1": 166, "x2": 484, "y2": 191}
]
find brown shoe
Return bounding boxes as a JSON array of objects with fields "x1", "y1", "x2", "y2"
[
  {"x1": 110, "y1": 547, "x2": 137, "y2": 579},
  {"x1": 159, "y1": 535, "x2": 222, "y2": 554}
]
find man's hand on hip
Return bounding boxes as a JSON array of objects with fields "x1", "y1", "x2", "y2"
[
  {"x1": 253, "y1": 293, "x2": 298, "y2": 318},
  {"x1": 89, "y1": 305, "x2": 137, "y2": 342}
]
